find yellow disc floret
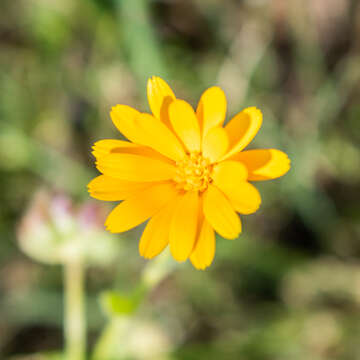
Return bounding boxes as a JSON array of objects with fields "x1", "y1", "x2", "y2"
[{"x1": 174, "y1": 152, "x2": 212, "y2": 192}]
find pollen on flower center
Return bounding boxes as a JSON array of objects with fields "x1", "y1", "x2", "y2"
[{"x1": 174, "y1": 152, "x2": 212, "y2": 192}]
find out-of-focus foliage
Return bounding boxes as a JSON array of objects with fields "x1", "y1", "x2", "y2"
[{"x1": 0, "y1": 0, "x2": 360, "y2": 359}]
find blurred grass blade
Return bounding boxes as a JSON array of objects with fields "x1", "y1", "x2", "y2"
[{"x1": 117, "y1": 0, "x2": 167, "y2": 90}]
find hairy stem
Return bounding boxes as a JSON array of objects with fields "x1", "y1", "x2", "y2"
[{"x1": 64, "y1": 259, "x2": 86, "y2": 360}]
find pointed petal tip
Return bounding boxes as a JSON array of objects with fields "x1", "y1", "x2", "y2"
[
  {"x1": 169, "y1": 249, "x2": 191, "y2": 262},
  {"x1": 147, "y1": 76, "x2": 176, "y2": 120},
  {"x1": 196, "y1": 266, "x2": 207, "y2": 271},
  {"x1": 243, "y1": 106, "x2": 262, "y2": 117},
  {"x1": 190, "y1": 254, "x2": 214, "y2": 270},
  {"x1": 192, "y1": 265, "x2": 205, "y2": 270},
  {"x1": 284, "y1": 152, "x2": 291, "y2": 165},
  {"x1": 104, "y1": 224, "x2": 113, "y2": 233},
  {"x1": 222, "y1": 231, "x2": 241, "y2": 240},
  {"x1": 235, "y1": 148, "x2": 291, "y2": 181},
  {"x1": 148, "y1": 75, "x2": 161, "y2": 82},
  {"x1": 191, "y1": 260, "x2": 210, "y2": 270},
  {"x1": 139, "y1": 251, "x2": 153, "y2": 260},
  {"x1": 170, "y1": 239, "x2": 194, "y2": 262},
  {"x1": 170, "y1": 253, "x2": 188, "y2": 262},
  {"x1": 105, "y1": 220, "x2": 120, "y2": 234},
  {"x1": 110, "y1": 104, "x2": 125, "y2": 114}
]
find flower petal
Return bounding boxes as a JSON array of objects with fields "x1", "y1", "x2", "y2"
[
  {"x1": 134, "y1": 113, "x2": 186, "y2": 161},
  {"x1": 212, "y1": 160, "x2": 260, "y2": 214},
  {"x1": 147, "y1": 76, "x2": 176, "y2": 120},
  {"x1": 190, "y1": 219, "x2": 215, "y2": 270},
  {"x1": 196, "y1": 86, "x2": 227, "y2": 137},
  {"x1": 139, "y1": 199, "x2": 177, "y2": 259},
  {"x1": 221, "y1": 107, "x2": 262, "y2": 161},
  {"x1": 170, "y1": 191, "x2": 199, "y2": 262},
  {"x1": 87, "y1": 175, "x2": 153, "y2": 201},
  {"x1": 232, "y1": 149, "x2": 291, "y2": 181},
  {"x1": 105, "y1": 182, "x2": 177, "y2": 233},
  {"x1": 169, "y1": 99, "x2": 201, "y2": 152},
  {"x1": 218, "y1": 180, "x2": 261, "y2": 215},
  {"x1": 203, "y1": 184, "x2": 241, "y2": 239},
  {"x1": 110, "y1": 105, "x2": 142, "y2": 143},
  {"x1": 92, "y1": 139, "x2": 173, "y2": 165},
  {"x1": 202, "y1": 127, "x2": 229, "y2": 163},
  {"x1": 212, "y1": 160, "x2": 248, "y2": 185},
  {"x1": 96, "y1": 153, "x2": 176, "y2": 181},
  {"x1": 92, "y1": 139, "x2": 141, "y2": 160}
]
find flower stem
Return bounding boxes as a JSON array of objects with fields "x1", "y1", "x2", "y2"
[{"x1": 64, "y1": 259, "x2": 86, "y2": 360}]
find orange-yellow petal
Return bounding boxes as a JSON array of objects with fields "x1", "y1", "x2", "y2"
[
  {"x1": 169, "y1": 191, "x2": 199, "y2": 262},
  {"x1": 134, "y1": 113, "x2": 186, "y2": 161},
  {"x1": 203, "y1": 184, "x2": 241, "y2": 239},
  {"x1": 88, "y1": 175, "x2": 153, "y2": 201},
  {"x1": 196, "y1": 86, "x2": 226, "y2": 137},
  {"x1": 212, "y1": 160, "x2": 260, "y2": 214},
  {"x1": 212, "y1": 160, "x2": 248, "y2": 185},
  {"x1": 139, "y1": 199, "x2": 177, "y2": 259},
  {"x1": 232, "y1": 149, "x2": 291, "y2": 181},
  {"x1": 221, "y1": 107, "x2": 262, "y2": 161},
  {"x1": 92, "y1": 139, "x2": 141, "y2": 160},
  {"x1": 96, "y1": 153, "x2": 176, "y2": 182},
  {"x1": 202, "y1": 127, "x2": 229, "y2": 163},
  {"x1": 190, "y1": 219, "x2": 215, "y2": 270},
  {"x1": 219, "y1": 181, "x2": 261, "y2": 215},
  {"x1": 147, "y1": 76, "x2": 176, "y2": 120},
  {"x1": 105, "y1": 182, "x2": 177, "y2": 233},
  {"x1": 110, "y1": 105, "x2": 142, "y2": 143},
  {"x1": 169, "y1": 99, "x2": 201, "y2": 152},
  {"x1": 92, "y1": 139, "x2": 171, "y2": 164}
]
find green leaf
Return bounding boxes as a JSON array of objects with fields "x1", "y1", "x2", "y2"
[{"x1": 100, "y1": 286, "x2": 146, "y2": 317}]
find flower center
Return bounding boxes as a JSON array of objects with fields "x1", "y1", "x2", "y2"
[{"x1": 174, "y1": 152, "x2": 212, "y2": 192}]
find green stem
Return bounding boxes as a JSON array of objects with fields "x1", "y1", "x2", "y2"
[
  {"x1": 64, "y1": 260, "x2": 86, "y2": 360},
  {"x1": 92, "y1": 317, "x2": 130, "y2": 360}
]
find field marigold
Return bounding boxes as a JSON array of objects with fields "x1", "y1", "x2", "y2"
[{"x1": 88, "y1": 77, "x2": 290, "y2": 269}]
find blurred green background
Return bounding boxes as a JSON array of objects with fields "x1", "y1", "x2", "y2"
[{"x1": 1, "y1": 0, "x2": 360, "y2": 359}]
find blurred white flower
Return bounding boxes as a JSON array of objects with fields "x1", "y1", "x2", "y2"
[{"x1": 17, "y1": 189, "x2": 119, "y2": 266}]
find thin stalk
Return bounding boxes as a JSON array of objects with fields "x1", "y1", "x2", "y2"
[{"x1": 64, "y1": 259, "x2": 86, "y2": 360}]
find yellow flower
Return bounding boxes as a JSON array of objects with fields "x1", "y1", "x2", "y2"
[{"x1": 88, "y1": 77, "x2": 290, "y2": 270}]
